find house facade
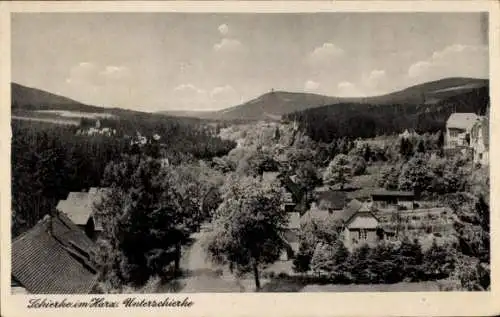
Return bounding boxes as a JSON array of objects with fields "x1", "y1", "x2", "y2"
[
  {"x1": 445, "y1": 113, "x2": 481, "y2": 148},
  {"x1": 370, "y1": 190, "x2": 415, "y2": 210},
  {"x1": 303, "y1": 199, "x2": 383, "y2": 251},
  {"x1": 339, "y1": 200, "x2": 382, "y2": 250},
  {"x1": 470, "y1": 116, "x2": 489, "y2": 166}
]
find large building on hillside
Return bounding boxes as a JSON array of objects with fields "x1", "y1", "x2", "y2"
[
  {"x1": 11, "y1": 213, "x2": 99, "y2": 294},
  {"x1": 56, "y1": 187, "x2": 110, "y2": 241},
  {"x1": 445, "y1": 113, "x2": 481, "y2": 148}
]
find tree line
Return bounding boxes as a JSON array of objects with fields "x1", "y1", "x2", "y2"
[
  {"x1": 283, "y1": 87, "x2": 488, "y2": 142},
  {"x1": 11, "y1": 117, "x2": 235, "y2": 238}
]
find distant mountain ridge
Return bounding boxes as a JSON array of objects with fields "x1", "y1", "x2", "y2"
[
  {"x1": 13, "y1": 77, "x2": 489, "y2": 124},
  {"x1": 283, "y1": 79, "x2": 489, "y2": 142},
  {"x1": 11, "y1": 83, "x2": 205, "y2": 126},
  {"x1": 158, "y1": 77, "x2": 488, "y2": 121},
  {"x1": 11, "y1": 83, "x2": 107, "y2": 113}
]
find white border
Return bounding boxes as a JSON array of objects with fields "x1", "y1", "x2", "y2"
[{"x1": 1, "y1": 2, "x2": 499, "y2": 317}]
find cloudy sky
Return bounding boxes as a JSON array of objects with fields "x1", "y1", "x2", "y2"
[{"x1": 12, "y1": 12, "x2": 488, "y2": 112}]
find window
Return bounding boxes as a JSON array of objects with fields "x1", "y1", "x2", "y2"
[{"x1": 359, "y1": 229, "x2": 367, "y2": 240}]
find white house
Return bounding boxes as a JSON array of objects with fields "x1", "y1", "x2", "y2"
[
  {"x1": 56, "y1": 187, "x2": 110, "y2": 241},
  {"x1": 445, "y1": 113, "x2": 481, "y2": 148},
  {"x1": 470, "y1": 116, "x2": 489, "y2": 166}
]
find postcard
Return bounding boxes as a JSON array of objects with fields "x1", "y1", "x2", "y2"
[{"x1": 1, "y1": 1, "x2": 499, "y2": 316}]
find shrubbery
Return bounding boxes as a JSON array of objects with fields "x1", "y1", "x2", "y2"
[{"x1": 294, "y1": 238, "x2": 456, "y2": 285}]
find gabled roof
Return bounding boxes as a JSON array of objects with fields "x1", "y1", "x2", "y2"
[
  {"x1": 11, "y1": 214, "x2": 98, "y2": 294},
  {"x1": 56, "y1": 187, "x2": 109, "y2": 230},
  {"x1": 341, "y1": 199, "x2": 364, "y2": 222},
  {"x1": 446, "y1": 113, "x2": 480, "y2": 130}
]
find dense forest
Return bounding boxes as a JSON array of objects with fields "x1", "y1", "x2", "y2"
[
  {"x1": 283, "y1": 86, "x2": 489, "y2": 142},
  {"x1": 11, "y1": 117, "x2": 235, "y2": 237}
]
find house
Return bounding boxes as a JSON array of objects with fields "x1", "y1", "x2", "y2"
[
  {"x1": 370, "y1": 189, "x2": 415, "y2": 210},
  {"x1": 445, "y1": 113, "x2": 481, "y2": 148},
  {"x1": 338, "y1": 200, "x2": 382, "y2": 250},
  {"x1": 280, "y1": 211, "x2": 301, "y2": 261},
  {"x1": 56, "y1": 187, "x2": 110, "y2": 240},
  {"x1": 11, "y1": 212, "x2": 99, "y2": 294},
  {"x1": 470, "y1": 116, "x2": 489, "y2": 166},
  {"x1": 301, "y1": 199, "x2": 382, "y2": 251}
]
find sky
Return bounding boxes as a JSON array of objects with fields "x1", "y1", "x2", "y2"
[{"x1": 12, "y1": 12, "x2": 489, "y2": 112}]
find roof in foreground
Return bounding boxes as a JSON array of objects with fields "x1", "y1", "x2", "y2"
[
  {"x1": 446, "y1": 113, "x2": 480, "y2": 130},
  {"x1": 11, "y1": 214, "x2": 98, "y2": 294}
]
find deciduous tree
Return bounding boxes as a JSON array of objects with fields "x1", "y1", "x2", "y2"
[{"x1": 205, "y1": 175, "x2": 286, "y2": 291}]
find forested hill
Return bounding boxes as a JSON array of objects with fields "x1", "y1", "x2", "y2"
[
  {"x1": 218, "y1": 77, "x2": 488, "y2": 121},
  {"x1": 157, "y1": 77, "x2": 488, "y2": 121},
  {"x1": 283, "y1": 83, "x2": 489, "y2": 143},
  {"x1": 12, "y1": 82, "x2": 108, "y2": 113}
]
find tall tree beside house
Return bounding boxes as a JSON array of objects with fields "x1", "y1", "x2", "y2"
[
  {"x1": 363, "y1": 144, "x2": 372, "y2": 162},
  {"x1": 398, "y1": 153, "x2": 434, "y2": 196},
  {"x1": 205, "y1": 175, "x2": 286, "y2": 291},
  {"x1": 168, "y1": 161, "x2": 224, "y2": 222},
  {"x1": 323, "y1": 154, "x2": 352, "y2": 189},
  {"x1": 295, "y1": 160, "x2": 322, "y2": 209},
  {"x1": 347, "y1": 243, "x2": 377, "y2": 284},
  {"x1": 94, "y1": 156, "x2": 200, "y2": 287},
  {"x1": 437, "y1": 130, "x2": 445, "y2": 150},
  {"x1": 348, "y1": 155, "x2": 367, "y2": 176},
  {"x1": 293, "y1": 243, "x2": 313, "y2": 273},
  {"x1": 310, "y1": 242, "x2": 336, "y2": 276},
  {"x1": 378, "y1": 165, "x2": 402, "y2": 191},
  {"x1": 446, "y1": 192, "x2": 490, "y2": 290},
  {"x1": 417, "y1": 139, "x2": 426, "y2": 153},
  {"x1": 395, "y1": 237, "x2": 424, "y2": 281},
  {"x1": 371, "y1": 242, "x2": 401, "y2": 283},
  {"x1": 331, "y1": 239, "x2": 350, "y2": 280}
]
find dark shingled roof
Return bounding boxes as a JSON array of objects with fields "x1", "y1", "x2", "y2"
[
  {"x1": 11, "y1": 214, "x2": 98, "y2": 294},
  {"x1": 371, "y1": 189, "x2": 415, "y2": 198}
]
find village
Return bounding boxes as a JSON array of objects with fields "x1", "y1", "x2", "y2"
[{"x1": 11, "y1": 109, "x2": 490, "y2": 294}]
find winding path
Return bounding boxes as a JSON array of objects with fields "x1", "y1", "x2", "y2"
[{"x1": 178, "y1": 230, "x2": 245, "y2": 293}]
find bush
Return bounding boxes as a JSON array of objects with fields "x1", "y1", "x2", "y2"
[
  {"x1": 349, "y1": 155, "x2": 367, "y2": 176},
  {"x1": 293, "y1": 243, "x2": 313, "y2": 273},
  {"x1": 395, "y1": 237, "x2": 425, "y2": 282},
  {"x1": 422, "y1": 239, "x2": 456, "y2": 280}
]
